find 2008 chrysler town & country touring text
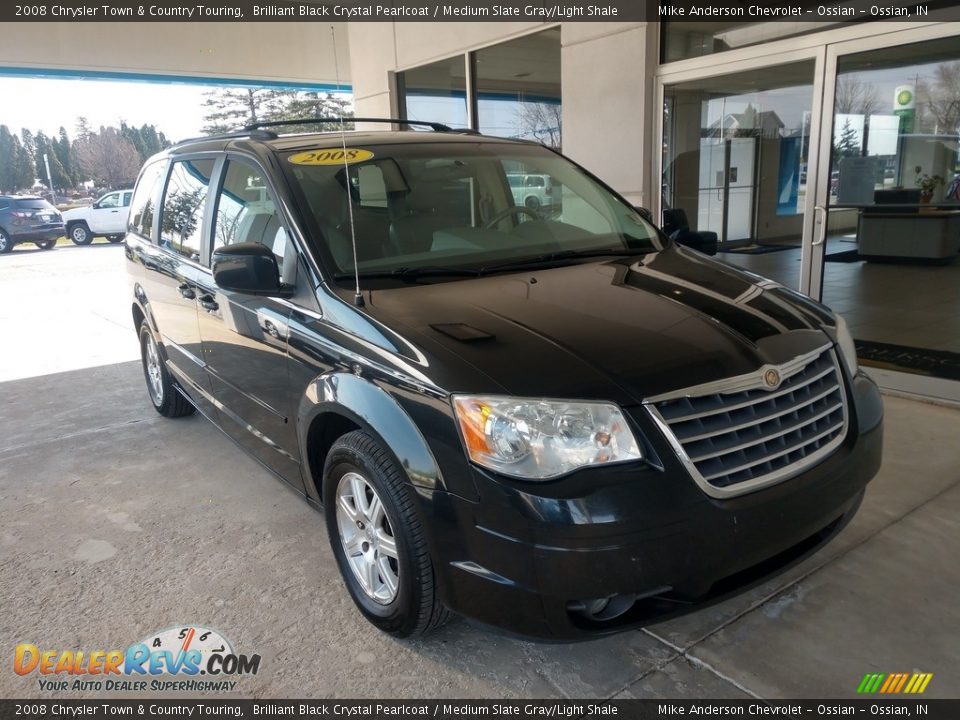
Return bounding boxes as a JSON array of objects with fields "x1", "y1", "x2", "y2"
[{"x1": 125, "y1": 119, "x2": 883, "y2": 640}]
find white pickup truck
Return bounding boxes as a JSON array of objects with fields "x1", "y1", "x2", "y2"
[{"x1": 61, "y1": 189, "x2": 133, "y2": 245}]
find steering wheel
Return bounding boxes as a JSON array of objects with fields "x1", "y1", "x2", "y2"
[{"x1": 483, "y1": 206, "x2": 540, "y2": 229}]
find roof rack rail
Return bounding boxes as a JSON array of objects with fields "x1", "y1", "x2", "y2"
[
  {"x1": 243, "y1": 117, "x2": 453, "y2": 133},
  {"x1": 172, "y1": 128, "x2": 278, "y2": 147}
]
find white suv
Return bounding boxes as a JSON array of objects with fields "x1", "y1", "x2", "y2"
[{"x1": 62, "y1": 189, "x2": 133, "y2": 245}]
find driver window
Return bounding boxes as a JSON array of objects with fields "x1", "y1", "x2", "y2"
[
  {"x1": 214, "y1": 160, "x2": 296, "y2": 284},
  {"x1": 98, "y1": 193, "x2": 119, "y2": 209}
]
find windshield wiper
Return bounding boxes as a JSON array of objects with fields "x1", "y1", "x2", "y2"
[
  {"x1": 480, "y1": 248, "x2": 647, "y2": 274},
  {"x1": 335, "y1": 266, "x2": 482, "y2": 283}
]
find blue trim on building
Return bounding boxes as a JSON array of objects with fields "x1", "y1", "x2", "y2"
[{"x1": 0, "y1": 66, "x2": 351, "y2": 92}]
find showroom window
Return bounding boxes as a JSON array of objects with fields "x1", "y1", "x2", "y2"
[
  {"x1": 159, "y1": 158, "x2": 215, "y2": 261},
  {"x1": 662, "y1": 20, "x2": 846, "y2": 63},
  {"x1": 473, "y1": 28, "x2": 561, "y2": 146},
  {"x1": 397, "y1": 56, "x2": 469, "y2": 129},
  {"x1": 128, "y1": 159, "x2": 166, "y2": 240},
  {"x1": 398, "y1": 28, "x2": 561, "y2": 146}
]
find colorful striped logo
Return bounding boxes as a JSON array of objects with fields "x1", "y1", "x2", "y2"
[{"x1": 857, "y1": 673, "x2": 933, "y2": 694}]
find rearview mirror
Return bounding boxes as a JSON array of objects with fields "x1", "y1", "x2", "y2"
[{"x1": 212, "y1": 243, "x2": 292, "y2": 296}]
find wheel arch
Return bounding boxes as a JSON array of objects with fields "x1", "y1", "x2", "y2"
[
  {"x1": 131, "y1": 284, "x2": 159, "y2": 336},
  {"x1": 297, "y1": 372, "x2": 445, "y2": 506}
]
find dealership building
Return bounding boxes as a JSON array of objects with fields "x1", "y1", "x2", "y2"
[{"x1": 4, "y1": 17, "x2": 960, "y2": 401}]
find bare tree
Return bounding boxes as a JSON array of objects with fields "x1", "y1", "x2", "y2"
[
  {"x1": 72, "y1": 126, "x2": 143, "y2": 188},
  {"x1": 921, "y1": 61, "x2": 960, "y2": 135},
  {"x1": 835, "y1": 75, "x2": 880, "y2": 116},
  {"x1": 516, "y1": 102, "x2": 562, "y2": 148}
]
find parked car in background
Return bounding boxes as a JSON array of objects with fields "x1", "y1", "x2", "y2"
[
  {"x1": 0, "y1": 195, "x2": 64, "y2": 253},
  {"x1": 61, "y1": 189, "x2": 133, "y2": 245},
  {"x1": 507, "y1": 173, "x2": 557, "y2": 210}
]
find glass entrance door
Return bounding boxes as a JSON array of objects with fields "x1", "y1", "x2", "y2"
[
  {"x1": 662, "y1": 58, "x2": 822, "y2": 290},
  {"x1": 812, "y1": 29, "x2": 960, "y2": 397}
]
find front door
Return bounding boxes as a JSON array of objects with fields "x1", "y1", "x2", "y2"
[
  {"x1": 811, "y1": 27, "x2": 960, "y2": 400},
  {"x1": 194, "y1": 158, "x2": 303, "y2": 486},
  {"x1": 92, "y1": 191, "x2": 126, "y2": 234}
]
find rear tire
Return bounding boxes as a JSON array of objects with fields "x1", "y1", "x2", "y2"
[
  {"x1": 525, "y1": 195, "x2": 541, "y2": 211},
  {"x1": 107, "y1": 234, "x2": 124, "y2": 243},
  {"x1": 324, "y1": 430, "x2": 450, "y2": 638},
  {"x1": 138, "y1": 321, "x2": 195, "y2": 418},
  {"x1": 36, "y1": 239, "x2": 56, "y2": 251},
  {"x1": 0, "y1": 229, "x2": 12, "y2": 254},
  {"x1": 69, "y1": 223, "x2": 93, "y2": 246}
]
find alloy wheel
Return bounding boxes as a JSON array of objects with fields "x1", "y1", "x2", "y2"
[
  {"x1": 335, "y1": 471, "x2": 400, "y2": 604},
  {"x1": 144, "y1": 332, "x2": 164, "y2": 406}
]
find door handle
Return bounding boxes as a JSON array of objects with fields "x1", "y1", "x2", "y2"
[
  {"x1": 813, "y1": 205, "x2": 827, "y2": 246},
  {"x1": 110, "y1": 210, "x2": 119, "y2": 213},
  {"x1": 199, "y1": 294, "x2": 219, "y2": 312},
  {"x1": 177, "y1": 283, "x2": 195, "y2": 300}
]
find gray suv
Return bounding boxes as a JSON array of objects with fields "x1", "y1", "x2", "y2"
[{"x1": 0, "y1": 196, "x2": 64, "y2": 253}]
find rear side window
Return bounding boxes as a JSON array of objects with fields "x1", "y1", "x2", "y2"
[
  {"x1": 128, "y1": 161, "x2": 166, "y2": 239},
  {"x1": 160, "y1": 158, "x2": 215, "y2": 261},
  {"x1": 122, "y1": 192, "x2": 133, "y2": 207}
]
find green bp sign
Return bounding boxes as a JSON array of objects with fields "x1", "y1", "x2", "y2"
[{"x1": 893, "y1": 84, "x2": 915, "y2": 132}]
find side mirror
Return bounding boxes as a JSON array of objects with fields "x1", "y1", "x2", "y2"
[
  {"x1": 633, "y1": 206, "x2": 655, "y2": 224},
  {"x1": 212, "y1": 242, "x2": 292, "y2": 296}
]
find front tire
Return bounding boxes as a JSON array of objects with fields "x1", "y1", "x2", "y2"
[
  {"x1": 0, "y1": 229, "x2": 12, "y2": 254},
  {"x1": 138, "y1": 321, "x2": 194, "y2": 418},
  {"x1": 69, "y1": 223, "x2": 93, "y2": 245},
  {"x1": 36, "y1": 239, "x2": 56, "y2": 250},
  {"x1": 324, "y1": 430, "x2": 449, "y2": 638},
  {"x1": 107, "y1": 234, "x2": 124, "y2": 243}
]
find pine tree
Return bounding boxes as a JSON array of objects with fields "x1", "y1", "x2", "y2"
[
  {"x1": 200, "y1": 87, "x2": 292, "y2": 134},
  {"x1": 200, "y1": 87, "x2": 354, "y2": 135},
  {"x1": 282, "y1": 91, "x2": 354, "y2": 130},
  {"x1": 56, "y1": 127, "x2": 75, "y2": 186},
  {"x1": 834, "y1": 119, "x2": 861, "y2": 158},
  {"x1": 0, "y1": 126, "x2": 35, "y2": 192},
  {"x1": 34, "y1": 132, "x2": 71, "y2": 191}
]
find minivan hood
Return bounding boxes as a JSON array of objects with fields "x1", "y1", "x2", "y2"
[{"x1": 360, "y1": 245, "x2": 835, "y2": 405}]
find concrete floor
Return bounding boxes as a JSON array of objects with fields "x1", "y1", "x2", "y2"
[{"x1": 1, "y1": 246, "x2": 959, "y2": 699}]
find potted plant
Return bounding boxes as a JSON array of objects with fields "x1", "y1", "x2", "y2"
[{"x1": 916, "y1": 173, "x2": 944, "y2": 204}]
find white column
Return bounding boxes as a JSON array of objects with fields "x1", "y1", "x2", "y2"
[{"x1": 561, "y1": 23, "x2": 659, "y2": 209}]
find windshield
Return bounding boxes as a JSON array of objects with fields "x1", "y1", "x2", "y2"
[{"x1": 281, "y1": 141, "x2": 662, "y2": 283}]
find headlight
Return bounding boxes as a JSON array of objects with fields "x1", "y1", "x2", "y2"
[
  {"x1": 834, "y1": 312, "x2": 858, "y2": 376},
  {"x1": 452, "y1": 396, "x2": 643, "y2": 480}
]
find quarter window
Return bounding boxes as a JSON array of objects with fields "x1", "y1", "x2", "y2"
[
  {"x1": 160, "y1": 159, "x2": 215, "y2": 261},
  {"x1": 128, "y1": 160, "x2": 166, "y2": 239}
]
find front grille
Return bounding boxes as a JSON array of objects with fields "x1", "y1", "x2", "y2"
[{"x1": 648, "y1": 346, "x2": 848, "y2": 496}]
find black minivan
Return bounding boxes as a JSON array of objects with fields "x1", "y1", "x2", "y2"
[{"x1": 125, "y1": 120, "x2": 882, "y2": 640}]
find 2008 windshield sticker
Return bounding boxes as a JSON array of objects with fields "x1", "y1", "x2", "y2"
[{"x1": 289, "y1": 148, "x2": 374, "y2": 166}]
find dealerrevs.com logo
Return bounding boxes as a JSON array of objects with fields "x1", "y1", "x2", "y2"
[{"x1": 14, "y1": 625, "x2": 261, "y2": 693}]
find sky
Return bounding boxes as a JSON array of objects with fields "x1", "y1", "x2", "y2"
[{"x1": 2, "y1": 76, "x2": 219, "y2": 142}]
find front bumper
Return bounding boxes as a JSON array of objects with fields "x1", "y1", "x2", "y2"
[{"x1": 425, "y1": 371, "x2": 883, "y2": 640}]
